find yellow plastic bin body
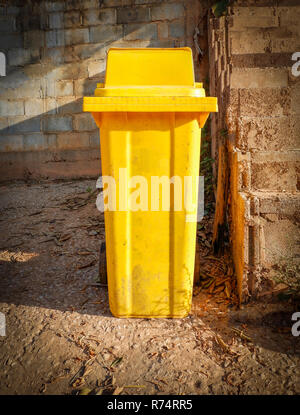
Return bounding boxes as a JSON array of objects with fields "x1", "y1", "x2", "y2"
[{"x1": 84, "y1": 48, "x2": 217, "y2": 318}]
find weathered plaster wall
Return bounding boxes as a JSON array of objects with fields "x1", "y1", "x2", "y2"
[
  {"x1": 209, "y1": 0, "x2": 300, "y2": 302},
  {"x1": 0, "y1": 0, "x2": 209, "y2": 181}
]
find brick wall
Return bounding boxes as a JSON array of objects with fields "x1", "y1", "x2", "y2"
[
  {"x1": 209, "y1": 0, "x2": 300, "y2": 301},
  {"x1": 0, "y1": 0, "x2": 208, "y2": 181}
]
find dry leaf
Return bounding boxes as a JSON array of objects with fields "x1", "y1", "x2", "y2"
[
  {"x1": 215, "y1": 334, "x2": 232, "y2": 354},
  {"x1": 79, "y1": 387, "x2": 92, "y2": 395},
  {"x1": 208, "y1": 280, "x2": 216, "y2": 294},
  {"x1": 77, "y1": 259, "x2": 96, "y2": 270},
  {"x1": 72, "y1": 377, "x2": 85, "y2": 388},
  {"x1": 110, "y1": 357, "x2": 123, "y2": 368},
  {"x1": 59, "y1": 234, "x2": 72, "y2": 242},
  {"x1": 113, "y1": 386, "x2": 124, "y2": 395}
]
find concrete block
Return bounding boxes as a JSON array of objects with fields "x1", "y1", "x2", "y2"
[
  {"x1": 64, "y1": 11, "x2": 81, "y2": 28},
  {"x1": 65, "y1": 28, "x2": 89, "y2": 46},
  {"x1": 278, "y1": 6, "x2": 300, "y2": 27},
  {"x1": 290, "y1": 115, "x2": 300, "y2": 146},
  {"x1": 0, "y1": 117, "x2": 8, "y2": 130},
  {"x1": 158, "y1": 22, "x2": 168, "y2": 38},
  {"x1": 18, "y1": 13, "x2": 42, "y2": 31},
  {"x1": 251, "y1": 152, "x2": 299, "y2": 192},
  {"x1": 233, "y1": 7, "x2": 275, "y2": 17},
  {"x1": 74, "y1": 79, "x2": 97, "y2": 96},
  {"x1": 23, "y1": 133, "x2": 48, "y2": 151},
  {"x1": 0, "y1": 135, "x2": 23, "y2": 152},
  {"x1": 259, "y1": 193, "x2": 300, "y2": 215},
  {"x1": 8, "y1": 116, "x2": 41, "y2": 133},
  {"x1": 57, "y1": 97, "x2": 82, "y2": 114},
  {"x1": 0, "y1": 16, "x2": 16, "y2": 32},
  {"x1": 45, "y1": 79, "x2": 56, "y2": 98},
  {"x1": 63, "y1": 46, "x2": 78, "y2": 63},
  {"x1": 262, "y1": 218, "x2": 300, "y2": 264},
  {"x1": 43, "y1": 47, "x2": 65, "y2": 65},
  {"x1": 124, "y1": 23, "x2": 157, "y2": 40},
  {"x1": 24, "y1": 30, "x2": 45, "y2": 48},
  {"x1": 45, "y1": 1, "x2": 64, "y2": 12},
  {"x1": 73, "y1": 113, "x2": 96, "y2": 131},
  {"x1": 65, "y1": 0, "x2": 99, "y2": 9},
  {"x1": 88, "y1": 60, "x2": 106, "y2": 78},
  {"x1": 271, "y1": 38, "x2": 300, "y2": 53},
  {"x1": 231, "y1": 68, "x2": 288, "y2": 89},
  {"x1": 46, "y1": 30, "x2": 64, "y2": 48},
  {"x1": 117, "y1": 7, "x2": 150, "y2": 24},
  {"x1": 136, "y1": 0, "x2": 162, "y2": 3},
  {"x1": 0, "y1": 78, "x2": 42, "y2": 100},
  {"x1": 89, "y1": 130, "x2": 99, "y2": 148},
  {"x1": 230, "y1": 30, "x2": 270, "y2": 54},
  {"x1": 41, "y1": 14, "x2": 49, "y2": 31},
  {"x1": 57, "y1": 96, "x2": 82, "y2": 114},
  {"x1": 0, "y1": 100, "x2": 24, "y2": 116},
  {"x1": 24, "y1": 99, "x2": 45, "y2": 116},
  {"x1": 90, "y1": 25, "x2": 123, "y2": 43},
  {"x1": 102, "y1": 0, "x2": 132, "y2": 6},
  {"x1": 149, "y1": 39, "x2": 175, "y2": 48},
  {"x1": 71, "y1": 44, "x2": 108, "y2": 61},
  {"x1": 291, "y1": 85, "x2": 300, "y2": 114},
  {"x1": 169, "y1": 20, "x2": 184, "y2": 38},
  {"x1": 237, "y1": 116, "x2": 298, "y2": 151},
  {"x1": 84, "y1": 8, "x2": 116, "y2": 25},
  {"x1": 57, "y1": 132, "x2": 90, "y2": 150},
  {"x1": 49, "y1": 12, "x2": 64, "y2": 29},
  {"x1": 151, "y1": 3, "x2": 184, "y2": 21},
  {"x1": 238, "y1": 88, "x2": 290, "y2": 117},
  {"x1": 230, "y1": 15, "x2": 278, "y2": 30},
  {"x1": 7, "y1": 7, "x2": 21, "y2": 15},
  {"x1": 46, "y1": 63, "x2": 88, "y2": 82},
  {"x1": 55, "y1": 80, "x2": 74, "y2": 97},
  {"x1": 43, "y1": 116, "x2": 72, "y2": 132},
  {"x1": 8, "y1": 48, "x2": 40, "y2": 66},
  {"x1": 63, "y1": 62, "x2": 89, "y2": 80},
  {"x1": 252, "y1": 160, "x2": 298, "y2": 192},
  {"x1": 45, "y1": 98, "x2": 57, "y2": 115},
  {"x1": 263, "y1": 26, "x2": 300, "y2": 39},
  {"x1": 110, "y1": 39, "x2": 152, "y2": 49},
  {"x1": 47, "y1": 134, "x2": 57, "y2": 149}
]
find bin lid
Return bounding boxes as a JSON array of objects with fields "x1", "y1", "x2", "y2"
[{"x1": 83, "y1": 48, "x2": 218, "y2": 114}]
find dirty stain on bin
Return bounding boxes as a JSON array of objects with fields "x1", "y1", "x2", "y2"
[{"x1": 83, "y1": 48, "x2": 217, "y2": 318}]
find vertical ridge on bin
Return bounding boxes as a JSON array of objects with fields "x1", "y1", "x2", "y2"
[
  {"x1": 168, "y1": 113, "x2": 175, "y2": 316},
  {"x1": 126, "y1": 126, "x2": 132, "y2": 316}
]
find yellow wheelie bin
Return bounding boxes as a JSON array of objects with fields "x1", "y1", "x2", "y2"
[{"x1": 83, "y1": 48, "x2": 217, "y2": 318}]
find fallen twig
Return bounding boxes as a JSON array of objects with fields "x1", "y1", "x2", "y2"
[{"x1": 231, "y1": 327, "x2": 252, "y2": 342}]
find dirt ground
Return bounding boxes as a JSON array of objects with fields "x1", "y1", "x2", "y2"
[{"x1": 0, "y1": 179, "x2": 299, "y2": 395}]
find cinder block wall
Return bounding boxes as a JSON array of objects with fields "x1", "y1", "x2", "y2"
[
  {"x1": 209, "y1": 0, "x2": 300, "y2": 302},
  {"x1": 0, "y1": 0, "x2": 208, "y2": 181}
]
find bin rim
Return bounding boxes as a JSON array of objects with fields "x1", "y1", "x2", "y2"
[
  {"x1": 83, "y1": 95, "x2": 218, "y2": 113},
  {"x1": 93, "y1": 84, "x2": 206, "y2": 98}
]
